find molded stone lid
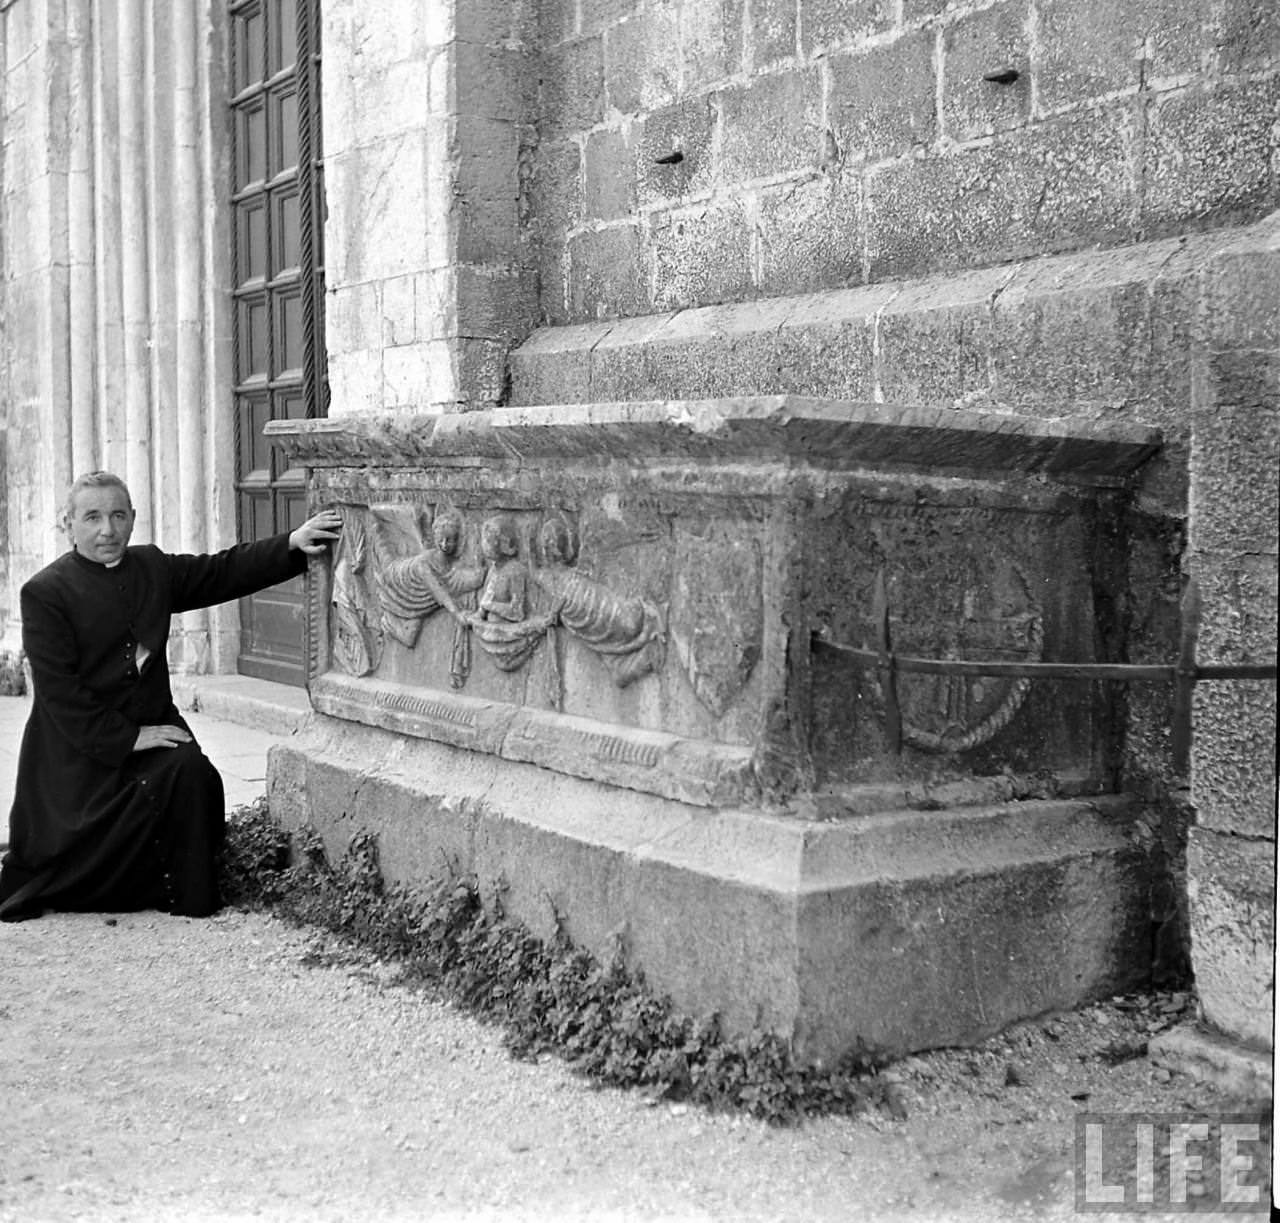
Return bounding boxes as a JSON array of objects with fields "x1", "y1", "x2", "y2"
[{"x1": 265, "y1": 396, "x2": 1161, "y2": 480}]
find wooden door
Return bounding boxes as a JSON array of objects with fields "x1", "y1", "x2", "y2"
[{"x1": 230, "y1": 0, "x2": 326, "y2": 685}]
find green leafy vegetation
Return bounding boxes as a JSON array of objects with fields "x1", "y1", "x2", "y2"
[{"x1": 219, "y1": 801, "x2": 887, "y2": 1125}]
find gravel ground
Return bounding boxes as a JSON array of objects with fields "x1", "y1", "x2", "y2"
[{"x1": 0, "y1": 907, "x2": 1268, "y2": 1223}]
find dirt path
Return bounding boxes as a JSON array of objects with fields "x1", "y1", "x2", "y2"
[{"x1": 0, "y1": 907, "x2": 1266, "y2": 1222}]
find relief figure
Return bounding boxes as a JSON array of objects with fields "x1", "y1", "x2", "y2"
[
  {"x1": 533, "y1": 516, "x2": 666, "y2": 687},
  {"x1": 330, "y1": 509, "x2": 382, "y2": 677},
  {"x1": 371, "y1": 505, "x2": 483, "y2": 688},
  {"x1": 468, "y1": 515, "x2": 554, "y2": 672}
]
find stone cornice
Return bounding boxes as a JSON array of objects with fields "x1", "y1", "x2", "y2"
[{"x1": 265, "y1": 396, "x2": 1160, "y2": 483}]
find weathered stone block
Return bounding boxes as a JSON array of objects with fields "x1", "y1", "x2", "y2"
[
  {"x1": 568, "y1": 223, "x2": 648, "y2": 320},
  {"x1": 328, "y1": 54, "x2": 432, "y2": 149},
  {"x1": 828, "y1": 31, "x2": 936, "y2": 164},
  {"x1": 380, "y1": 274, "x2": 416, "y2": 348},
  {"x1": 604, "y1": 7, "x2": 679, "y2": 114},
  {"x1": 1201, "y1": 238, "x2": 1280, "y2": 351},
  {"x1": 1190, "y1": 393, "x2": 1280, "y2": 557},
  {"x1": 536, "y1": 0, "x2": 578, "y2": 48},
  {"x1": 771, "y1": 290, "x2": 885, "y2": 398},
  {"x1": 619, "y1": 298, "x2": 800, "y2": 399},
  {"x1": 326, "y1": 348, "x2": 386, "y2": 416},
  {"x1": 1192, "y1": 553, "x2": 1279, "y2": 663},
  {"x1": 1191, "y1": 682, "x2": 1278, "y2": 839},
  {"x1": 717, "y1": 66, "x2": 824, "y2": 184},
  {"x1": 527, "y1": 137, "x2": 582, "y2": 244},
  {"x1": 579, "y1": 0, "x2": 640, "y2": 37},
  {"x1": 327, "y1": 137, "x2": 443, "y2": 281},
  {"x1": 801, "y1": 0, "x2": 894, "y2": 54},
  {"x1": 867, "y1": 107, "x2": 1136, "y2": 280},
  {"x1": 680, "y1": 0, "x2": 745, "y2": 92},
  {"x1": 635, "y1": 95, "x2": 716, "y2": 207},
  {"x1": 990, "y1": 272, "x2": 1153, "y2": 409},
  {"x1": 509, "y1": 320, "x2": 607, "y2": 404},
  {"x1": 325, "y1": 280, "x2": 382, "y2": 353},
  {"x1": 583, "y1": 126, "x2": 638, "y2": 223},
  {"x1": 455, "y1": 117, "x2": 521, "y2": 265},
  {"x1": 650, "y1": 198, "x2": 754, "y2": 311},
  {"x1": 453, "y1": 0, "x2": 533, "y2": 46},
  {"x1": 1144, "y1": 79, "x2": 1280, "y2": 232},
  {"x1": 453, "y1": 43, "x2": 529, "y2": 123},
  {"x1": 1218, "y1": 0, "x2": 1280, "y2": 72},
  {"x1": 414, "y1": 269, "x2": 460, "y2": 342},
  {"x1": 1187, "y1": 828, "x2": 1275, "y2": 1049},
  {"x1": 941, "y1": 0, "x2": 1030, "y2": 142},
  {"x1": 335, "y1": 1, "x2": 429, "y2": 71},
  {"x1": 382, "y1": 340, "x2": 454, "y2": 408},
  {"x1": 456, "y1": 337, "x2": 510, "y2": 405},
  {"x1": 584, "y1": 312, "x2": 679, "y2": 400},
  {"x1": 748, "y1": 0, "x2": 798, "y2": 66},
  {"x1": 1036, "y1": 0, "x2": 1203, "y2": 111},
  {"x1": 538, "y1": 37, "x2": 605, "y2": 134},
  {"x1": 538, "y1": 243, "x2": 570, "y2": 326},
  {"x1": 755, "y1": 167, "x2": 863, "y2": 297},
  {"x1": 877, "y1": 267, "x2": 1007, "y2": 405}
]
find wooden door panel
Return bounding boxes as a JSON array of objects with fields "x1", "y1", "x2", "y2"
[{"x1": 231, "y1": 0, "x2": 324, "y2": 687}]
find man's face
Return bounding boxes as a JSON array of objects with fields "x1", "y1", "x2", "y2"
[{"x1": 67, "y1": 485, "x2": 135, "y2": 564}]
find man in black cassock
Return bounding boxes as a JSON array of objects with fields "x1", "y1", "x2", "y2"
[{"x1": 0, "y1": 470, "x2": 340, "y2": 922}]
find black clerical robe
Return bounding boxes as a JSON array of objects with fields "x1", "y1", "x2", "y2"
[{"x1": 0, "y1": 535, "x2": 306, "y2": 921}]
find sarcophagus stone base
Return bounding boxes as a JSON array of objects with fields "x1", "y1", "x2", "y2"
[{"x1": 267, "y1": 398, "x2": 1161, "y2": 1058}]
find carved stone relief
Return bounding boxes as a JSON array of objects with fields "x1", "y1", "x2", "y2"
[
  {"x1": 370, "y1": 504, "x2": 483, "y2": 688},
  {"x1": 874, "y1": 550, "x2": 1044, "y2": 754},
  {"x1": 669, "y1": 522, "x2": 764, "y2": 718},
  {"x1": 330, "y1": 509, "x2": 382, "y2": 678},
  {"x1": 328, "y1": 501, "x2": 673, "y2": 708},
  {"x1": 532, "y1": 515, "x2": 667, "y2": 689}
]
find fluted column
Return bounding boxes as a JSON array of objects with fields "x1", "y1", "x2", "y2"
[
  {"x1": 91, "y1": 0, "x2": 126, "y2": 478},
  {"x1": 167, "y1": 0, "x2": 212, "y2": 671},
  {"x1": 67, "y1": 0, "x2": 98, "y2": 472},
  {"x1": 2, "y1": 0, "x2": 237, "y2": 677}
]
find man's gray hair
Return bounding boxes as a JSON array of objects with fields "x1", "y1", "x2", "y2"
[{"x1": 63, "y1": 471, "x2": 133, "y2": 521}]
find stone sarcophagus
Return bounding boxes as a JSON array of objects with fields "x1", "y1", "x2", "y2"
[{"x1": 267, "y1": 397, "x2": 1162, "y2": 1058}]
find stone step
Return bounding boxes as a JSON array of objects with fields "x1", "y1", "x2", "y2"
[{"x1": 170, "y1": 674, "x2": 311, "y2": 737}]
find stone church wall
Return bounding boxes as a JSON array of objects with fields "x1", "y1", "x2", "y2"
[{"x1": 531, "y1": 0, "x2": 1279, "y2": 324}]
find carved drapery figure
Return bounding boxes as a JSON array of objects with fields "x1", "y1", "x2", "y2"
[
  {"x1": 370, "y1": 504, "x2": 483, "y2": 688},
  {"x1": 331, "y1": 505, "x2": 669, "y2": 701},
  {"x1": 468, "y1": 515, "x2": 554, "y2": 673},
  {"x1": 330, "y1": 509, "x2": 382, "y2": 677},
  {"x1": 532, "y1": 516, "x2": 666, "y2": 687}
]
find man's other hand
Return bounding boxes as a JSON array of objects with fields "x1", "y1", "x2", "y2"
[
  {"x1": 133, "y1": 725, "x2": 194, "y2": 752},
  {"x1": 289, "y1": 509, "x2": 343, "y2": 556}
]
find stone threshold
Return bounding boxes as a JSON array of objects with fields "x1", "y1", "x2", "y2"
[{"x1": 170, "y1": 674, "x2": 312, "y2": 738}]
